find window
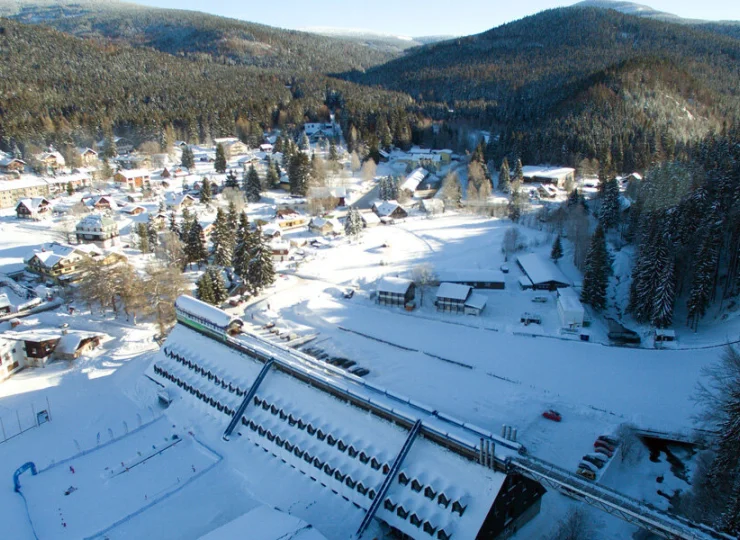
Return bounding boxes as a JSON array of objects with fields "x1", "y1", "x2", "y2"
[{"x1": 411, "y1": 479, "x2": 423, "y2": 493}]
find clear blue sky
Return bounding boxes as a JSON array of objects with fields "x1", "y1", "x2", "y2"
[{"x1": 131, "y1": 0, "x2": 740, "y2": 37}]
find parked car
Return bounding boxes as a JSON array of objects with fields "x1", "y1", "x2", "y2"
[
  {"x1": 542, "y1": 409, "x2": 562, "y2": 422},
  {"x1": 582, "y1": 455, "x2": 605, "y2": 469},
  {"x1": 532, "y1": 296, "x2": 548, "y2": 303},
  {"x1": 578, "y1": 460, "x2": 597, "y2": 473},
  {"x1": 576, "y1": 468, "x2": 596, "y2": 481},
  {"x1": 585, "y1": 453, "x2": 608, "y2": 466},
  {"x1": 594, "y1": 446, "x2": 614, "y2": 458},
  {"x1": 343, "y1": 289, "x2": 355, "y2": 299},
  {"x1": 594, "y1": 439, "x2": 616, "y2": 452},
  {"x1": 500, "y1": 264, "x2": 510, "y2": 274},
  {"x1": 598, "y1": 435, "x2": 619, "y2": 446},
  {"x1": 521, "y1": 313, "x2": 542, "y2": 325},
  {"x1": 349, "y1": 367, "x2": 370, "y2": 377}
]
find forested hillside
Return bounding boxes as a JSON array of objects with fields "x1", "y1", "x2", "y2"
[
  {"x1": 346, "y1": 7, "x2": 740, "y2": 171},
  {"x1": 1, "y1": 0, "x2": 399, "y2": 72},
  {"x1": 0, "y1": 18, "x2": 413, "y2": 151}
]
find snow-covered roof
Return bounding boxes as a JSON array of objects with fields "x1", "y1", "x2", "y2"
[
  {"x1": 557, "y1": 287, "x2": 584, "y2": 314},
  {"x1": 198, "y1": 505, "x2": 327, "y2": 540},
  {"x1": 45, "y1": 172, "x2": 90, "y2": 186},
  {"x1": 373, "y1": 200, "x2": 403, "y2": 217},
  {"x1": 120, "y1": 204, "x2": 146, "y2": 214},
  {"x1": 521, "y1": 166, "x2": 575, "y2": 180},
  {"x1": 437, "y1": 269, "x2": 505, "y2": 284},
  {"x1": 464, "y1": 293, "x2": 487, "y2": 311},
  {"x1": 0, "y1": 176, "x2": 47, "y2": 192},
  {"x1": 175, "y1": 295, "x2": 240, "y2": 330},
  {"x1": 93, "y1": 195, "x2": 119, "y2": 209},
  {"x1": 55, "y1": 332, "x2": 102, "y2": 355},
  {"x1": 376, "y1": 276, "x2": 413, "y2": 295},
  {"x1": 76, "y1": 213, "x2": 117, "y2": 230},
  {"x1": 516, "y1": 254, "x2": 570, "y2": 286},
  {"x1": 16, "y1": 197, "x2": 49, "y2": 212},
  {"x1": 401, "y1": 167, "x2": 429, "y2": 193},
  {"x1": 0, "y1": 293, "x2": 10, "y2": 310},
  {"x1": 436, "y1": 283, "x2": 472, "y2": 302},
  {"x1": 35, "y1": 151, "x2": 65, "y2": 165},
  {"x1": 360, "y1": 212, "x2": 381, "y2": 224},
  {"x1": 115, "y1": 168, "x2": 151, "y2": 179}
]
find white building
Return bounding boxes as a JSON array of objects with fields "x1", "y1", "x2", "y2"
[
  {"x1": 75, "y1": 214, "x2": 120, "y2": 248},
  {"x1": 521, "y1": 166, "x2": 575, "y2": 189},
  {"x1": 557, "y1": 287, "x2": 585, "y2": 328}
]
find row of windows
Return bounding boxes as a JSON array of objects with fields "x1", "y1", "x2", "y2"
[{"x1": 383, "y1": 498, "x2": 454, "y2": 539}]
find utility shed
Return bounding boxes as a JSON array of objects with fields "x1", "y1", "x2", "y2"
[
  {"x1": 464, "y1": 293, "x2": 488, "y2": 316},
  {"x1": 376, "y1": 277, "x2": 415, "y2": 307},
  {"x1": 435, "y1": 283, "x2": 472, "y2": 313},
  {"x1": 556, "y1": 288, "x2": 584, "y2": 328},
  {"x1": 516, "y1": 254, "x2": 570, "y2": 290}
]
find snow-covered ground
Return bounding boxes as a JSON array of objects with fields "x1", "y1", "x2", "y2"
[{"x1": 0, "y1": 202, "x2": 734, "y2": 538}]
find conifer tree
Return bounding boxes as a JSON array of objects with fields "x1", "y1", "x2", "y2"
[
  {"x1": 181, "y1": 146, "x2": 195, "y2": 170},
  {"x1": 508, "y1": 181, "x2": 525, "y2": 222},
  {"x1": 245, "y1": 164, "x2": 261, "y2": 203},
  {"x1": 551, "y1": 234, "x2": 564, "y2": 262},
  {"x1": 498, "y1": 158, "x2": 511, "y2": 193},
  {"x1": 180, "y1": 207, "x2": 193, "y2": 242},
  {"x1": 581, "y1": 225, "x2": 610, "y2": 311},
  {"x1": 247, "y1": 227, "x2": 275, "y2": 294},
  {"x1": 600, "y1": 178, "x2": 621, "y2": 230},
  {"x1": 136, "y1": 222, "x2": 150, "y2": 253},
  {"x1": 66, "y1": 182, "x2": 74, "y2": 196},
  {"x1": 232, "y1": 212, "x2": 253, "y2": 279},
  {"x1": 206, "y1": 266, "x2": 229, "y2": 305},
  {"x1": 651, "y1": 241, "x2": 676, "y2": 328},
  {"x1": 186, "y1": 219, "x2": 208, "y2": 268},
  {"x1": 513, "y1": 158, "x2": 524, "y2": 182},
  {"x1": 289, "y1": 152, "x2": 310, "y2": 196},
  {"x1": 214, "y1": 143, "x2": 227, "y2": 174},
  {"x1": 224, "y1": 170, "x2": 239, "y2": 189},
  {"x1": 344, "y1": 207, "x2": 363, "y2": 238},
  {"x1": 210, "y1": 208, "x2": 232, "y2": 267},
  {"x1": 328, "y1": 140, "x2": 338, "y2": 161},
  {"x1": 200, "y1": 178, "x2": 212, "y2": 204},
  {"x1": 687, "y1": 221, "x2": 721, "y2": 330},
  {"x1": 146, "y1": 215, "x2": 159, "y2": 249},
  {"x1": 266, "y1": 161, "x2": 280, "y2": 188},
  {"x1": 196, "y1": 270, "x2": 215, "y2": 305},
  {"x1": 227, "y1": 201, "x2": 238, "y2": 232},
  {"x1": 168, "y1": 210, "x2": 179, "y2": 236}
]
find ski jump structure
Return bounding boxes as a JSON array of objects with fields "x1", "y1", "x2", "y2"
[{"x1": 174, "y1": 298, "x2": 731, "y2": 540}]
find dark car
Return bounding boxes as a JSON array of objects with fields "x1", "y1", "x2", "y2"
[
  {"x1": 598, "y1": 435, "x2": 619, "y2": 446},
  {"x1": 582, "y1": 455, "x2": 605, "y2": 469},
  {"x1": 349, "y1": 367, "x2": 370, "y2": 377},
  {"x1": 594, "y1": 446, "x2": 614, "y2": 458},
  {"x1": 343, "y1": 289, "x2": 355, "y2": 299}
]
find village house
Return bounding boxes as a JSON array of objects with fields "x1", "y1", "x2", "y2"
[
  {"x1": 24, "y1": 243, "x2": 125, "y2": 285},
  {"x1": 120, "y1": 204, "x2": 146, "y2": 216},
  {"x1": 516, "y1": 253, "x2": 570, "y2": 290},
  {"x1": 54, "y1": 332, "x2": 104, "y2": 361},
  {"x1": 0, "y1": 293, "x2": 11, "y2": 315},
  {"x1": 0, "y1": 156, "x2": 26, "y2": 174},
  {"x1": 309, "y1": 217, "x2": 342, "y2": 236},
  {"x1": 557, "y1": 287, "x2": 585, "y2": 329},
  {"x1": 116, "y1": 153, "x2": 152, "y2": 170},
  {"x1": 6, "y1": 331, "x2": 61, "y2": 366},
  {"x1": 270, "y1": 241, "x2": 292, "y2": 262},
  {"x1": 0, "y1": 336, "x2": 27, "y2": 380},
  {"x1": 435, "y1": 282, "x2": 487, "y2": 315},
  {"x1": 436, "y1": 269, "x2": 506, "y2": 290},
  {"x1": 262, "y1": 225, "x2": 282, "y2": 239},
  {"x1": 114, "y1": 169, "x2": 151, "y2": 190},
  {"x1": 400, "y1": 168, "x2": 430, "y2": 198},
  {"x1": 214, "y1": 137, "x2": 250, "y2": 158},
  {"x1": 77, "y1": 148, "x2": 99, "y2": 166},
  {"x1": 75, "y1": 214, "x2": 121, "y2": 248},
  {"x1": 16, "y1": 197, "x2": 51, "y2": 220},
  {"x1": 376, "y1": 276, "x2": 415, "y2": 307},
  {"x1": 165, "y1": 192, "x2": 197, "y2": 211},
  {"x1": 372, "y1": 200, "x2": 408, "y2": 220},
  {"x1": 360, "y1": 211, "x2": 381, "y2": 228},
  {"x1": 44, "y1": 172, "x2": 91, "y2": 194},
  {"x1": 34, "y1": 150, "x2": 66, "y2": 172},
  {"x1": 521, "y1": 166, "x2": 575, "y2": 189},
  {"x1": 0, "y1": 177, "x2": 51, "y2": 209},
  {"x1": 92, "y1": 195, "x2": 119, "y2": 212},
  {"x1": 97, "y1": 136, "x2": 134, "y2": 154},
  {"x1": 259, "y1": 143, "x2": 274, "y2": 153},
  {"x1": 275, "y1": 208, "x2": 309, "y2": 230}
]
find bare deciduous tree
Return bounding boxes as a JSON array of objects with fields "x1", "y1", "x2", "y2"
[
  {"x1": 411, "y1": 264, "x2": 437, "y2": 307},
  {"x1": 550, "y1": 506, "x2": 593, "y2": 540}
]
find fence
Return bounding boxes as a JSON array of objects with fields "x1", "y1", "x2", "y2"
[{"x1": 0, "y1": 397, "x2": 52, "y2": 444}]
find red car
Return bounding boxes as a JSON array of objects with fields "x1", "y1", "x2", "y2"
[
  {"x1": 594, "y1": 439, "x2": 616, "y2": 452},
  {"x1": 542, "y1": 409, "x2": 562, "y2": 422}
]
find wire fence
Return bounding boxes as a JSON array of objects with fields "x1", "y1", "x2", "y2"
[{"x1": 0, "y1": 397, "x2": 52, "y2": 444}]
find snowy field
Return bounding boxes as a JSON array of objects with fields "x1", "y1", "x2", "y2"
[{"x1": 20, "y1": 418, "x2": 221, "y2": 539}]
